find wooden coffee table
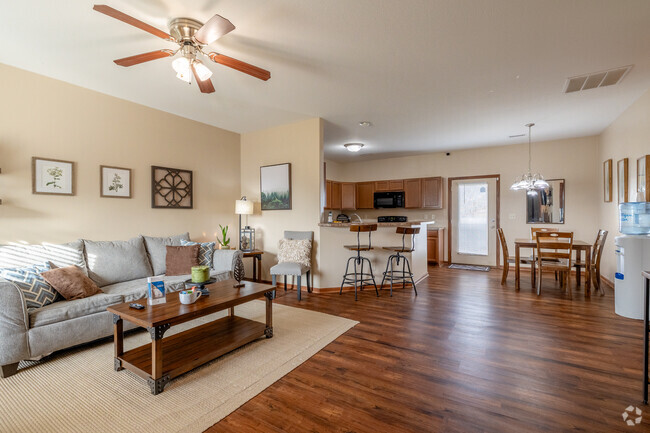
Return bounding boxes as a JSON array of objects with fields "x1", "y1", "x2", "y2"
[{"x1": 107, "y1": 279, "x2": 275, "y2": 395}]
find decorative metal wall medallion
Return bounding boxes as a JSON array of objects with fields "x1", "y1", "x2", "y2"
[{"x1": 151, "y1": 166, "x2": 193, "y2": 209}]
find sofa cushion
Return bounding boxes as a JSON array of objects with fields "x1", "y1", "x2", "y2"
[
  {"x1": 41, "y1": 265, "x2": 102, "y2": 300},
  {"x1": 180, "y1": 240, "x2": 215, "y2": 268},
  {"x1": 29, "y1": 293, "x2": 123, "y2": 328},
  {"x1": 0, "y1": 240, "x2": 88, "y2": 275},
  {"x1": 142, "y1": 233, "x2": 190, "y2": 276},
  {"x1": 83, "y1": 237, "x2": 153, "y2": 287},
  {"x1": 0, "y1": 262, "x2": 63, "y2": 309},
  {"x1": 165, "y1": 245, "x2": 200, "y2": 276}
]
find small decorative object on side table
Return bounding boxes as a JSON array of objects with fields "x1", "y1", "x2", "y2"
[
  {"x1": 240, "y1": 226, "x2": 255, "y2": 251},
  {"x1": 218, "y1": 224, "x2": 231, "y2": 249},
  {"x1": 233, "y1": 254, "x2": 245, "y2": 288}
]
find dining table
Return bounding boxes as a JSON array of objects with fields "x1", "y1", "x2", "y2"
[{"x1": 514, "y1": 238, "x2": 593, "y2": 294}]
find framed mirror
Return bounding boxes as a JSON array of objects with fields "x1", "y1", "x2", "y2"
[
  {"x1": 526, "y1": 178, "x2": 565, "y2": 224},
  {"x1": 618, "y1": 158, "x2": 628, "y2": 204},
  {"x1": 604, "y1": 159, "x2": 612, "y2": 202}
]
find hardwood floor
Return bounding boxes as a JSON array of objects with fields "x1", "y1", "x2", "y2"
[{"x1": 209, "y1": 267, "x2": 647, "y2": 432}]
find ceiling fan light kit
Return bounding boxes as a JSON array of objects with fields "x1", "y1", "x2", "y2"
[{"x1": 93, "y1": 5, "x2": 270, "y2": 93}]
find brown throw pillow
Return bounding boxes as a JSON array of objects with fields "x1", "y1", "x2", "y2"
[
  {"x1": 165, "y1": 245, "x2": 200, "y2": 276},
  {"x1": 40, "y1": 265, "x2": 103, "y2": 300}
]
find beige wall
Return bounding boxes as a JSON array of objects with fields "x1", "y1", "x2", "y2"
[
  {"x1": 327, "y1": 136, "x2": 601, "y2": 261},
  {"x1": 599, "y1": 89, "x2": 650, "y2": 281},
  {"x1": 0, "y1": 63, "x2": 241, "y2": 245},
  {"x1": 240, "y1": 118, "x2": 323, "y2": 286}
]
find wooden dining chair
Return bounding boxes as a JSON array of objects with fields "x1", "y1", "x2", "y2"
[
  {"x1": 531, "y1": 227, "x2": 561, "y2": 280},
  {"x1": 497, "y1": 228, "x2": 535, "y2": 285},
  {"x1": 573, "y1": 229, "x2": 608, "y2": 295},
  {"x1": 535, "y1": 231, "x2": 574, "y2": 298}
]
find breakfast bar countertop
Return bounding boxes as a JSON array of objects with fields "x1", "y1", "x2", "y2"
[{"x1": 318, "y1": 220, "x2": 436, "y2": 228}]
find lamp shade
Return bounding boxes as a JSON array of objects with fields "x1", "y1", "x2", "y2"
[{"x1": 235, "y1": 199, "x2": 254, "y2": 215}]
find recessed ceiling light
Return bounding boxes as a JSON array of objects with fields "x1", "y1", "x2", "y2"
[
  {"x1": 344, "y1": 143, "x2": 364, "y2": 152},
  {"x1": 358, "y1": 121, "x2": 372, "y2": 127}
]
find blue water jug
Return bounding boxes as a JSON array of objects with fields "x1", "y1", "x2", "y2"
[{"x1": 619, "y1": 202, "x2": 650, "y2": 235}]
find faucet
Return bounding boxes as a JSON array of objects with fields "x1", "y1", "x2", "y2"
[{"x1": 352, "y1": 213, "x2": 363, "y2": 223}]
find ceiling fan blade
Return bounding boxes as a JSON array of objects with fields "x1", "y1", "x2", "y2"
[
  {"x1": 93, "y1": 5, "x2": 175, "y2": 42},
  {"x1": 114, "y1": 50, "x2": 174, "y2": 67},
  {"x1": 191, "y1": 63, "x2": 215, "y2": 93},
  {"x1": 193, "y1": 14, "x2": 235, "y2": 45},
  {"x1": 207, "y1": 53, "x2": 270, "y2": 81}
]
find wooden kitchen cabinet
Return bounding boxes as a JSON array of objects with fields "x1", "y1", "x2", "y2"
[
  {"x1": 325, "y1": 180, "x2": 342, "y2": 209},
  {"x1": 375, "y1": 180, "x2": 404, "y2": 191},
  {"x1": 422, "y1": 177, "x2": 443, "y2": 209},
  {"x1": 427, "y1": 227, "x2": 445, "y2": 266},
  {"x1": 356, "y1": 182, "x2": 375, "y2": 209},
  {"x1": 404, "y1": 179, "x2": 422, "y2": 208},
  {"x1": 341, "y1": 182, "x2": 356, "y2": 210}
]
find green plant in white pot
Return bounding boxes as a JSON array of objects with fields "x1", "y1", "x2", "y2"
[{"x1": 218, "y1": 224, "x2": 231, "y2": 249}]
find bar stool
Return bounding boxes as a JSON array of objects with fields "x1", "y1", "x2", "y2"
[
  {"x1": 339, "y1": 224, "x2": 379, "y2": 301},
  {"x1": 380, "y1": 227, "x2": 420, "y2": 296}
]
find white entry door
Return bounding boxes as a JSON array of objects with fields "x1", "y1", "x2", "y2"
[{"x1": 450, "y1": 177, "x2": 498, "y2": 266}]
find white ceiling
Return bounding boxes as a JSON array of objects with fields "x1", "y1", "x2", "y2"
[{"x1": 1, "y1": 0, "x2": 650, "y2": 162}]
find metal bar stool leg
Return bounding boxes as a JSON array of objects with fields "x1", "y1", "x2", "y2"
[
  {"x1": 380, "y1": 255, "x2": 391, "y2": 290},
  {"x1": 340, "y1": 257, "x2": 353, "y2": 295},
  {"x1": 405, "y1": 256, "x2": 417, "y2": 296},
  {"x1": 389, "y1": 255, "x2": 395, "y2": 297},
  {"x1": 367, "y1": 258, "x2": 379, "y2": 297},
  {"x1": 353, "y1": 257, "x2": 359, "y2": 301}
]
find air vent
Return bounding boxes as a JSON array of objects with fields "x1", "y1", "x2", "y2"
[{"x1": 564, "y1": 65, "x2": 632, "y2": 93}]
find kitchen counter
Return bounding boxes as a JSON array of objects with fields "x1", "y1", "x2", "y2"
[{"x1": 318, "y1": 220, "x2": 435, "y2": 228}]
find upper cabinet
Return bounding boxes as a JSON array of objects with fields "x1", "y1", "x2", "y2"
[
  {"x1": 341, "y1": 182, "x2": 356, "y2": 210},
  {"x1": 404, "y1": 178, "x2": 422, "y2": 208},
  {"x1": 422, "y1": 177, "x2": 442, "y2": 209},
  {"x1": 356, "y1": 182, "x2": 375, "y2": 209},
  {"x1": 326, "y1": 176, "x2": 444, "y2": 210}
]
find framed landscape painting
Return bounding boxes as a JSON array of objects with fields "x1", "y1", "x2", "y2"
[
  {"x1": 100, "y1": 165, "x2": 132, "y2": 198},
  {"x1": 32, "y1": 157, "x2": 75, "y2": 195},
  {"x1": 260, "y1": 163, "x2": 291, "y2": 210}
]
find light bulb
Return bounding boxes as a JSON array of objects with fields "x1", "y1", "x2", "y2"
[{"x1": 193, "y1": 60, "x2": 213, "y2": 81}]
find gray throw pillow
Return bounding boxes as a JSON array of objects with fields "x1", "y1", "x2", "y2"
[
  {"x1": 83, "y1": 237, "x2": 154, "y2": 287},
  {"x1": 142, "y1": 233, "x2": 190, "y2": 275}
]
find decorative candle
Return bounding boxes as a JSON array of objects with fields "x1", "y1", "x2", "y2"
[{"x1": 191, "y1": 266, "x2": 210, "y2": 283}]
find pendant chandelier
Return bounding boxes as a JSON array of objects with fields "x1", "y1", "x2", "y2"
[{"x1": 510, "y1": 123, "x2": 549, "y2": 194}]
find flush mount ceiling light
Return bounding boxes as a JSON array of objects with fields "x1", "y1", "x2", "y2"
[
  {"x1": 510, "y1": 123, "x2": 549, "y2": 193},
  {"x1": 358, "y1": 121, "x2": 372, "y2": 127},
  {"x1": 344, "y1": 143, "x2": 364, "y2": 152}
]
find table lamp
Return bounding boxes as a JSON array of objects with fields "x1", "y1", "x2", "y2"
[{"x1": 235, "y1": 196, "x2": 254, "y2": 250}]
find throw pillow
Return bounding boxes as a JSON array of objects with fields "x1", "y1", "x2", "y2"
[
  {"x1": 83, "y1": 237, "x2": 154, "y2": 287},
  {"x1": 180, "y1": 240, "x2": 216, "y2": 268},
  {"x1": 0, "y1": 262, "x2": 62, "y2": 309},
  {"x1": 277, "y1": 239, "x2": 312, "y2": 268},
  {"x1": 165, "y1": 245, "x2": 200, "y2": 276},
  {"x1": 142, "y1": 233, "x2": 190, "y2": 276},
  {"x1": 40, "y1": 265, "x2": 103, "y2": 300}
]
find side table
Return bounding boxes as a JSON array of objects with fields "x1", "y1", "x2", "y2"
[{"x1": 243, "y1": 250, "x2": 264, "y2": 282}]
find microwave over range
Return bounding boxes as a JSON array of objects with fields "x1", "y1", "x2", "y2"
[{"x1": 374, "y1": 191, "x2": 404, "y2": 208}]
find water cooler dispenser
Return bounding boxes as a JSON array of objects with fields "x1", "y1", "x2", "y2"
[{"x1": 615, "y1": 202, "x2": 650, "y2": 319}]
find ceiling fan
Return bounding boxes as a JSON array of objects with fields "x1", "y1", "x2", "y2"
[{"x1": 93, "y1": 4, "x2": 271, "y2": 94}]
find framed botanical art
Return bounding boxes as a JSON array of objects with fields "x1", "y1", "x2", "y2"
[
  {"x1": 151, "y1": 166, "x2": 193, "y2": 209},
  {"x1": 32, "y1": 157, "x2": 75, "y2": 195},
  {"x1": 100, "y1": 165, "x2": 132, "y2": 198},
  {"x1": 603, "y1": 159, "x2": 612, "y2": 202},
  {"x1": 617, "y1": 158, "x2": 628, "y2": 204},
  {"x1": 638, "y1": 155, "x2": 649, "y2": 202},
  {"x1": 260, "y1": 163, "x2": 292, "y2": 210}
]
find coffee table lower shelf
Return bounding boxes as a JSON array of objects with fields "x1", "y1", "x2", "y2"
[{"x1": 116, "y1": 316, "x2": 267, "y2": 394}]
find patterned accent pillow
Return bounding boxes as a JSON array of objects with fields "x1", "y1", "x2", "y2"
[
  {"x1": 0, "y1": 262, "x2": 62, "y2": 309},
  {"x1": 180, "y1": 240, "x2": 215, "y2": 268},
  {"x1": 277, "y1": 239, "x2": 312, "y2": 268}
]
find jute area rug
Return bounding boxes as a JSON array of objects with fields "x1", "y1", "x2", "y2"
[{"x1": 0, "y1": 301, "x2": 357, "y2": 433}]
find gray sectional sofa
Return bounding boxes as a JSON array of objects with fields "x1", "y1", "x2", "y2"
[{"x1": 0, "y1": 233, "x2": 241, "y2": 378}]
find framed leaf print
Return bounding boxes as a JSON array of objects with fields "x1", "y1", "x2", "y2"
[
  {"x1": 603, "y1": 159, "x2": 612, "y2": 202},
  {"x1": 32, "y1": 157, "x2": 75, "y2": 195},
  {"x1": 617, "y1": 158, "x2": 628, "y2": 204},
  {"x1": 100, "y1": 165, "x2": 132, "y2": 198}
]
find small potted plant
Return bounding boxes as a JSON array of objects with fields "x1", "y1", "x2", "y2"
[{"x1": 218, "y1": 224, "x2": 231, "y2": 249}]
